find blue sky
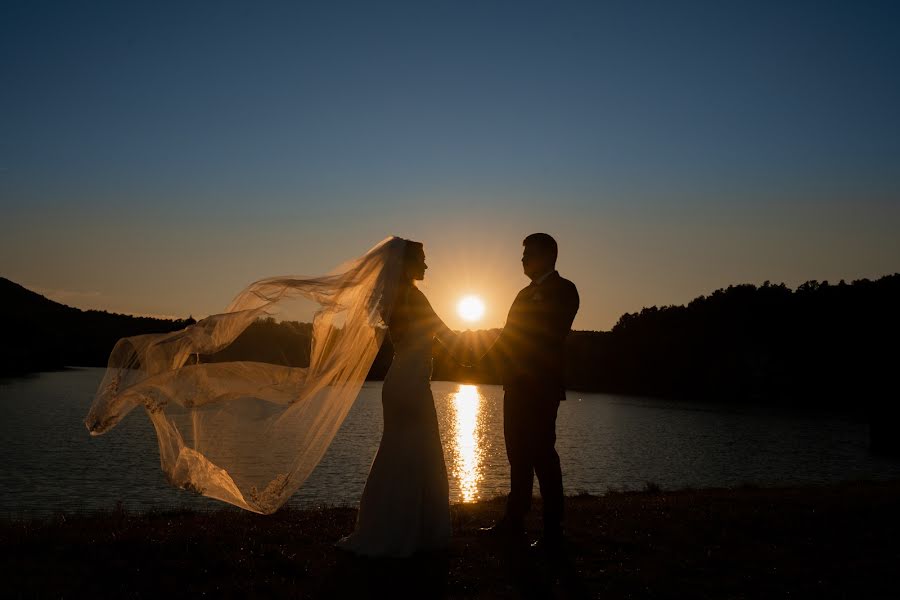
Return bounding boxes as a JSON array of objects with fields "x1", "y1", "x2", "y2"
[{"x1": 2, "y1": 1, "x2": 899, "y2": 329}]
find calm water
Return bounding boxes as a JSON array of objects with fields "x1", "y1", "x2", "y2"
[{"x1": 2, "y1": 368, "x2": 899, "y2": 518}]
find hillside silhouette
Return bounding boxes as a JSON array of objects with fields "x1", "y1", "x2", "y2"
[
  {"x1": 0, "y1": 278, "x2": 195, "y2": 375},
  {"x1": 437, "y1": 275, "x2": 900, "y2": 405},
  {"x1": 3, "y1": 275, "x2": 898, "y2": 409}
]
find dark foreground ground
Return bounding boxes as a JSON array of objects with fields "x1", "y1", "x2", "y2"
[{"x1": 3, "y1": 481, "x2": 900, "y2": 599}]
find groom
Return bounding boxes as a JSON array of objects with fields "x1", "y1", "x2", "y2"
[{"x1": 479, "y1": 233, "x2": 579, "y2": 548}]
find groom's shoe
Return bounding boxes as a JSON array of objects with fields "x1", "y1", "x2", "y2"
[{"x1": 478, "y1": 517, "x2": 525, "y2": 539}]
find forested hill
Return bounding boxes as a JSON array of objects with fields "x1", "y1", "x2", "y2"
[
  {"x1": 0, "y1": 278, "x2": 195, "y2": 375},
  {"x1": 590, "y1": 274, "x2": 899, "y2": 402},
  {"x1": 3, "y1": 275, "x2": 899, "y2": 407},
  {"x1": 432, "y1": 274, "x2": 900, "y2": 405}
]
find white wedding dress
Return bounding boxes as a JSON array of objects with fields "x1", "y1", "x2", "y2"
[
  {"x1": 336, "y1": 287, "x2": 451, "y2": 557},
  {"x1": 84, "y1": 236, "x2": 452, "y2": 549}
]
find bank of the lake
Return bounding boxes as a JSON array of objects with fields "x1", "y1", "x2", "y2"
[{"x1": 4, "y1": 481, "x2": 899, "y2": 598}]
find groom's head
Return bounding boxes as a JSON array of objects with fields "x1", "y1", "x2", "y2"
[{"x1": 522, "y1": 233, "x2": 557, "y2": 280}]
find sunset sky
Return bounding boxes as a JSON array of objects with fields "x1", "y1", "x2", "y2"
[{"x1": 2, "y1": 1, "x2": 899, "y2": 331}]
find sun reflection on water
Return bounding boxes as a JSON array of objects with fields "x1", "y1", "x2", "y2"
[{"x1": 450, "y1": 384, "x2": 484, "y2": 502}]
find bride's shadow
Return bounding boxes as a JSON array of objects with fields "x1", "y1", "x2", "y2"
[{"x1": 325, "y1": 549, "x2": 449, "y2": 597}]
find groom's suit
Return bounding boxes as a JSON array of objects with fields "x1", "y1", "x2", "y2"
[{"x1": 490, "y1": 270, "x2": 579, "y2": 530}]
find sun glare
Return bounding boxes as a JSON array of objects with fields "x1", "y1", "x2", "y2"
[{"x1": 457, "y1": 295, "x2": 485, "y2": 322}]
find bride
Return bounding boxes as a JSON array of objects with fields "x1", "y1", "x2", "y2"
[
  {"x1": 337, "y1": 240, "x2": 458, "y2": 557},
  {"x1": 84, "y1": 236, "x2": 459, "y2": 555}
]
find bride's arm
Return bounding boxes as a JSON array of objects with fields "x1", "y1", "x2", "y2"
[{"x1": 416, "y1": 291, "x2": 467, "y2": 364}]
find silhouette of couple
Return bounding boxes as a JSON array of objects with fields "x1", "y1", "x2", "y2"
[
  {"x1": 337, "y1": 233, "x2": 579, "y2": 557},
  {"x1": 86, "y1": 232, "x2": 578, "y2": 558}
]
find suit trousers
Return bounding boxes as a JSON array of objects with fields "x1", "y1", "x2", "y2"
[{"x1": 503, "y1": 388, "x2": 563, "y2": 531}]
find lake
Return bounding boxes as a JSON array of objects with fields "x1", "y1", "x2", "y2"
[{"x1": 2, "y1": 368, "x2": 898, "y2": 518}]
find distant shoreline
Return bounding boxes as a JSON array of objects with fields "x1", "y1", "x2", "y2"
[
  {"x1": 5, "y1": 274, "x2": 899, "y2": 404},
  {"x1": 3, "y1": 480, "x2": 900, "y2": 597}
]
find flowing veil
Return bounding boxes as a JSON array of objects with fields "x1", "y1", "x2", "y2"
[{"x1": 85, "y1": 236, "x2": 408, "y2": 514}]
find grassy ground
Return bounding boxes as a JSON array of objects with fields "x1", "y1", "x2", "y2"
[{"x1": 3, "y1": 481, "x2": 900, "y2": 598}]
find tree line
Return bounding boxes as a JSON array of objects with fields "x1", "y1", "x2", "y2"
[
  {"x1": 1, "y1": 277, "x2": 195, "y2": 375},
  {"x1": 435, "y1": 275, "x2": 899, "y2": 407},
  {"x1": 3, "y1": 274, "x2": 898, "y2": 409}
]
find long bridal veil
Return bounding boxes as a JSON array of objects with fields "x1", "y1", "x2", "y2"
[{"x1": 85, "y1": 236, "x2": 407, "y2": 514}]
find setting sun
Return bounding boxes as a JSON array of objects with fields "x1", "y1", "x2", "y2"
[{"x1": 457, "y1": 295, "x2": 485, "y2": 322}]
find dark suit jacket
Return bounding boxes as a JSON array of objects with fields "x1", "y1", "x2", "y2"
[{"x1": 489, "y1": 271, "x2": 579, "y2": 400}]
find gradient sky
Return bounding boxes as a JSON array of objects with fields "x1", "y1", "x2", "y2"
[{"x1": 2, "y1": 0, "x2": 899, "y2": 330}]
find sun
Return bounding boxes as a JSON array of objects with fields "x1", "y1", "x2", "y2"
[{"x1": 457, "y1": 295, "x2": 485, "y2": 322}]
